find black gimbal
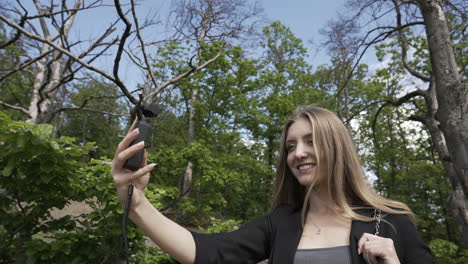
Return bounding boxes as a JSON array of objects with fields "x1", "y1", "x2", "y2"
[{"x1": 123, "y1": 94, "x2": 161, "y2": 171}]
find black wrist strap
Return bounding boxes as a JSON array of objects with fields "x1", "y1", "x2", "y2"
[{"x1": 117, "y1": 184, "x2": 134, "y2": 263}]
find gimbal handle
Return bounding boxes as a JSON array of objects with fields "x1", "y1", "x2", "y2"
[{"x1": 123, "y1": 95, "x2": 160, "y2": 171}]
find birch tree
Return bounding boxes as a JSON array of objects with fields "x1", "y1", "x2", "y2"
[{"x1": 0, "y1": 0, "x2": 125, "y2": 124}]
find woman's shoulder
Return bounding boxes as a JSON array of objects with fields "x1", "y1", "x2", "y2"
[
  {"x1": 268, "y1": 203, "x2": 301, "y2": 223},
  {"x1": 382, "y1": 211, "x2": 416, "y2": 230},
  {"x1": 271, "y1": 203, "x2": 301, "y2": 214}
]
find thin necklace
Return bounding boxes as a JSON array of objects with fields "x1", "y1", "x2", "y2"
[
  {"x1": 310, "y1": 220, "x2": 321, "y2": 235},
  {"x1": 307, "y1": 193, "x2": 333, "y2": 236}
]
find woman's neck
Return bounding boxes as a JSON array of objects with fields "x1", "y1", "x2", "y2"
[{"x1": 308, "y1": 189, "x2": 335, "y2": 215}]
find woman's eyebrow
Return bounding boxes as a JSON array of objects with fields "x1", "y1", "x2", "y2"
[{"x1": 286, "y1": 133, "x2": 312, "y2": 143}]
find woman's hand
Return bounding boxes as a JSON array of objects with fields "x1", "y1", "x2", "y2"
[
  {"x1": 111, "y1": 123, "x2": 156, "y2": 209},
  {"x1": 358, "y1": 233, "x2": 400, "y2": 264}
]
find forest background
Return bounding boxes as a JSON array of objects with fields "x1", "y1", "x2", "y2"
[{"x1": 0, "y1": 0, "x2": 466, "y2": 263}]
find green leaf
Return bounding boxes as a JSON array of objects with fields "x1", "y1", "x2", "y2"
[
  {"x1": 40, "y1": 173, "x2": 54, "y2": 184},
  {"x1": 2, "y1": 159, "x2": 15, "y2": 176},
  {"x1": 33, "y1": 124, "x2": 53, "y2": 136},
  {"x1": 50, "y1": 141, "x2": 60, "y2": 150},
  {"x1": 16, "y1": 134, "x2": 28, "y2": 148}
]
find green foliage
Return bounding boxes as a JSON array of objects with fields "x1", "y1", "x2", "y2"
[
  {"x1": 0, "y1": 25, "x2": 35, "y2": 120},
  {"x1": 199, "y1": 217, "x2": 242, "y2": 234},
  {"x1": 135, "y1": 247, "x2": 176, "y2": 264},
  {"x1": 0, "y1": 111, "x2": 89, "y2": 261},
  {"x1": 59, "y1": 78, "x2": 128, "y2": 158},
  {"x1": 429, "y1": 239, "x2": 468, "y2": 264},
  {"x1": 0, "y1": 112, "x2": 149, "y2": 263},
  {"x1": 148, "y1": 39, "x2": 277, "y2": 226},
  {"x1": 355, "y1": 97, "x2": 454, "y2": 242},
  {"x1": 149, "y1": 139, "x2": 272, "y2": 226},
  {"x1": 243, "y1": 21, "x2": 325, "y2": 166},
  {"x1": 20, "y1": 159, "x2": 150, "y2": 263}
]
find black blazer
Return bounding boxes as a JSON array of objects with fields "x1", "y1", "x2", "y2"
[{"x1": 190, "y1": 204, "x2": 433, "y2": 263}]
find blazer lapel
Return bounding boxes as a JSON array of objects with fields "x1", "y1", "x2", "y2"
[
  {"x1": 350, "y1": 209, "x2": 376, "y2": 264},
  {"x1": 271, "y1": 208, "x2": 302, "y2": 264},
  {"x1": 285, "y1": 210, "x2": 303, "y2": 263}
]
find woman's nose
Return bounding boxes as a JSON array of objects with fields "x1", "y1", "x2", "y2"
[{"x1": 294, "y1": 143, "x2": 308, "y2": 159}]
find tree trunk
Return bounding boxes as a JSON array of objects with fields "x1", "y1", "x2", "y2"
[
  {"x1": 26, "y1": 52, "x2": 65, "y2": 124},
  {"x1": 27, "y1": 44, "x2": 49, "y2": 124},
  {"x1": 417, "y1": 0, "x2": 468, "y2": 246},
  {"x1": 181, "y1": 161, "x2": 193, "y2": 196},
  {"x1": 180, "y1": 86, "x2": 199, "y2": 196},
  {"x1": 340, "y1": 49, "x2": 352, "y2": 133},
  {"x1": 14, "y1": 232, "x2": 31, "y2": 264},
  {"x1": 25, "y1": 0, "x2": 82, "y2": 124}
]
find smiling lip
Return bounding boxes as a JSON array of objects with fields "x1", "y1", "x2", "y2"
[{"x1": 297, "y1": 163, "x2": 316, "y2": 172}]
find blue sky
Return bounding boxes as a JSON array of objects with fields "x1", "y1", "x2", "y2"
[
  {"x1": 63, "y1": 0, "x2": 350, "y2": 88},
  {"x1": 78, "y1": 0, "x2": 349, "y2": 61},
  {"x1": 260, "y1": 0, "x2": 348, "y2": 64},
  {"x1": 18, "y1": 0, "x2": 353, "y2": 87}
]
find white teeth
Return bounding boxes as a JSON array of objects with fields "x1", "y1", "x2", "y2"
[{"x1": 298, "y1": 164, "x2": 316, "y2": 170}]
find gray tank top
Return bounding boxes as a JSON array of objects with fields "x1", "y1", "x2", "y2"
[{"x1": 294, "y1": 245, "x2": 352, "y2": 264}]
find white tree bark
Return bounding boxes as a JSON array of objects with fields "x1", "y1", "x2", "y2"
[{"x1": 25, "y1": 0, "x2": 83, "y2": 124}]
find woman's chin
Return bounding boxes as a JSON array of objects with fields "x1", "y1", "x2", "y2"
[
  {"x1": 296, "y1": 175, "x2": 314, "y2": 186},
  {"x1": 296, "y1": 174, "x2": 324, "y2": 188}
]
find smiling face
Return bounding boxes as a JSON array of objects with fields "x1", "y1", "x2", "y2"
[{"x1": 285, "y1": 117, "x2": 325, "y2": 187}]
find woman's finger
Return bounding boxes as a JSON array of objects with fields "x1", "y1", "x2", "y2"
[
  {"x1": 112, "y1": 153, "x2": 153, "y2": 187},
  {"x1": 358, "y1": 233, "x2": 399, "y2": 264},
  {"x1": 115, "y1": 128, "x2": 140, "y2": 156},
  {"x1": 364, "y1": 249, "x2": 378, "y2": 264},
  {"x1": 358, "y1": 232, "x2": 371, "y2": 254},
  {"x1": 126, "y1": 118, "x2": 138, "y2": 135},
  {"x1": 131, "y1": 162, "x2": 156, "y2": 181},
  {"x1": 141, "y1": 150, "x2": 148, "y2": 168},
  {"x1": 114, "y1": 118, "x2": 139, "y2": 160},
  {"x1": 113, "y1": 140, "x2": 145, "y2": 169}
]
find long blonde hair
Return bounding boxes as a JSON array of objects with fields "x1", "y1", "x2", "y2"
[{"x1": 272, "y1": 105, "x2": 414, "y2": 224}]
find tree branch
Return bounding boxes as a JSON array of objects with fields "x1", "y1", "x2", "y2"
[
  {"x1": 334, "y1": 21, "x2": 424, "y2": 98},
  {"x1": 130, "y1": 0, "x2": 158, "y2": 93},
  {"x1": 56, "y1": 107, "x2": 130, "y2": 117},
  {"x1": 146, "y1": 51, "x2": 223, "y2": 100},
  {"x1": 23, "y1": 1, "x2": 102, "y2": 20},
  {"x1": 0, "y1": 49, "x2": 54, "y2": 83},
  {"x1": 371, "y1": 89, "x2": 427, "y2": 146},
  {"x1": 408, "y1": 114, "x2": 427, "y2": 124},
  {"x1": 0, "y1": 13, "x2": 132, "y2": 103},
  {"x1": 113, "y1": 0, "x2": 137, "y2": 104},
  {"x1": 0, "y1": 100, "x2": 31, "y2": 117},
  {"x1": 391, "y1": 0, "x2": 431, "y2": 82},
  {"x1": 0, "y1": 2, "x2": 27, "y2": 49}
]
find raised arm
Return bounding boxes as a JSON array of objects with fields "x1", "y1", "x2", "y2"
[{"x1": 111, "y1": 124, "x2": 196, "y2": 264}]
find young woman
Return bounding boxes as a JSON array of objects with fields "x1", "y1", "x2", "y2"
[{"x1": 111, "y1": 105, "x2": 432, "y2": 264}]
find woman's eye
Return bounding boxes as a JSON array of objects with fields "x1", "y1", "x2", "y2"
[{"x1": 286, "y1": 145, "x2": 295, "y2": 152}]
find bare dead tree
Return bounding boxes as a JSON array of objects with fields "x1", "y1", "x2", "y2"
[
  {"x1": 0, "y1": 0, "x2": 130, "y2": 125},
  {"x1": 324, "y1": 0, "x2": 467, "y2": 246}
]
